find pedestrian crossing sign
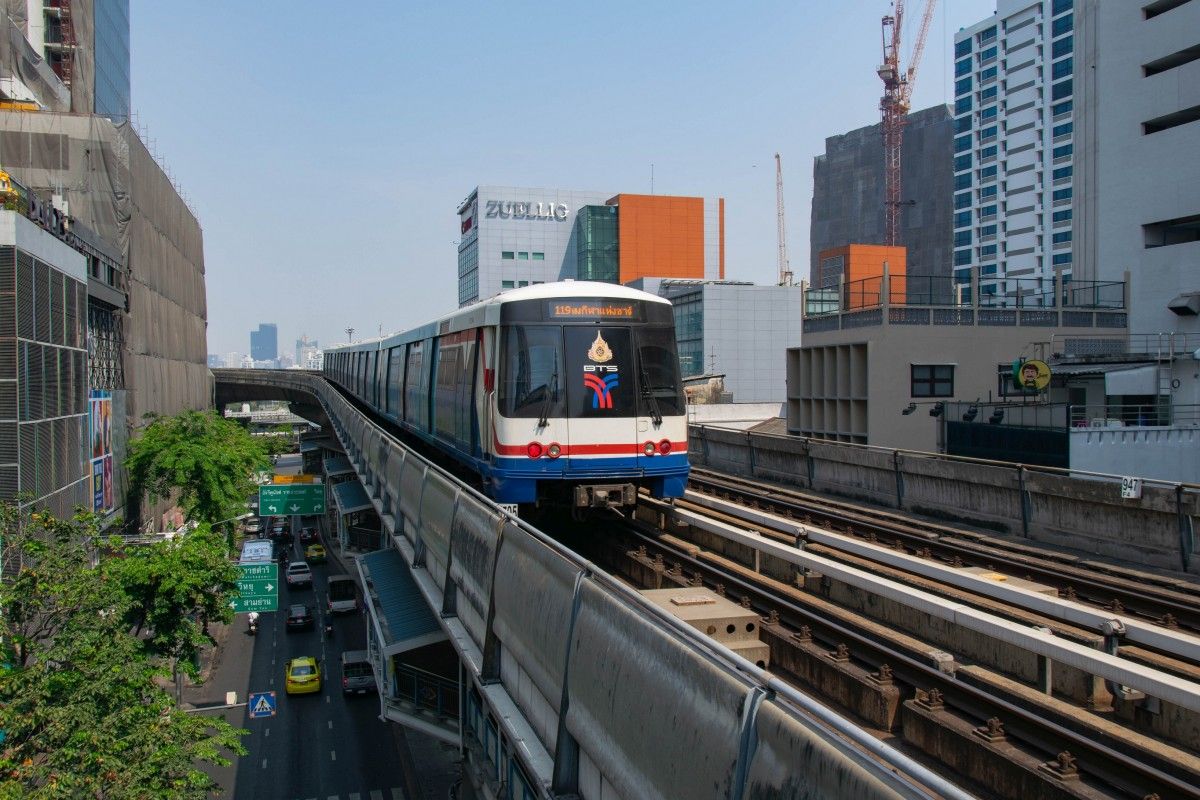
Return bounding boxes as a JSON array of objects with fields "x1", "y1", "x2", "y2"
[{"x1": 248, "y1": 690, "x2": 277, "y2": 719}]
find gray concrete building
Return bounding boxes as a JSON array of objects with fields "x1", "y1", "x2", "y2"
[
  {"x1": 810, "y1": 104, "x2": 954, "y2": 284},
  {"x1": 1073, "y1": 0, "x2": 1200, "y2": 336},
  {"x1": 630, "y1": 278, "x2": 803, "y2": 403}
]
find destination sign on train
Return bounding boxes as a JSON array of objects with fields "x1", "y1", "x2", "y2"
[{"x1": 549, "y1": 301, "x2": 641, "y2": 320}]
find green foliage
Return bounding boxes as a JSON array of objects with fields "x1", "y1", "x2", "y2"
[
  {"x1": 0, "y1": 505, "x2": 246, "y2": 798},
  {"x1": 259, "y1": 432, "x2": 295, "y2": 458},
  {"x1": 126, "y1": 410, "x2": 271, "y2": 526}
]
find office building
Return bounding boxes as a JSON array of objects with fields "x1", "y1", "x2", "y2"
[
  {"x1": 952, "y1": 0, "x2": 1078, "y2": 298},
  {"x1": 630, "y1": 279, "x2": 801, "y2": 403},
  {"x1": 295, "y1": 334, "x2": 319, "y2": 367},
  {"x1": 251, "y1": 323, "x2": 278, "y2": 362},
  {"x1": 456, "y1": 186, "x2": 723, "y2": 306},
  {"x1": 810, "y1": 105, "x2": 954, "y2": 284},
  {"x1": 0, "y1": 4, "x2": 208, "y2": 530},
  {"x1": 1073, "y1": 0, "x2": 1200, "y2": 336}
]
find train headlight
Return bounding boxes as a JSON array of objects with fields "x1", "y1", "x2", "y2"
[
  {"x1": 658, "y1": 439, "x2": 672, "y2": 455},
  {"x1": 547, "y1": 443, "x2": 561, "y2": 459},
  {"x1": 643, "y1": 441, "x2": 656, "y2": 456},
  {"x1": 527, "y1": 442, "x2": 544, "y2": 459}
]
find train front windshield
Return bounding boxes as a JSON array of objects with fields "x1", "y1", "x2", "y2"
[{"x1": 498, "y1": 322, "x2": 685, "y2": 419}]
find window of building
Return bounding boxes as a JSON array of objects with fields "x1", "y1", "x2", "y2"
[
  {"x1": 1053, "y1": 121, "x2": 1073, "y2": 138},
  {"x1": 954, "y1": 230, "x2": 973, "y2": 247},
  {"x1": 1052, "y1": 13, "x2": 1073, "y2": 37},
  {"x1": 955, "y1": 135, "x2": 972, "y2": 153},
  {"x1": 1145, "y1": 0, "x2": 1193, "y2": 20},
  {"x1": 1053, "y1": 143, "x2": 1073, "y2": 159},
  {"x1": 1052, "y1": 35, "x2": 1073, "y2": 59},
  {"x1": 1143, "y1": 44, "x2": 1200, "y2": 77},
  {"x1": 955, "y1": 211, "x2": 972, "y2": 228},
  {"x1": 1052, "y1": 0, "x2": 1072, "y2": 14},
  {"x1": 954, "y1": 153, "x2": 972, "y2": 172},
  {"x1": 1052, "y1": 100, "x2": 1073, "y2": 117},
  {"x1": 980, "y1": 244, "x2": 998, "y2": 259},
  {"x1": 1143, "y1": 104, "x2": 1200, "y2": 135},
  {"x1": 955, "y1": 174, "x2": 973, "y2": 192},
  {"x1": 1053, "y1": 187, "x2": 1073, "y2": 202},
  {"x1": 1052, "y1": 79, "x2": 1073, "y2": 101},
  {"x1": 955, "y1": 116, "x2": 971, "y2": 134},
  {"x1": 956, "y1": 58, "x2": 971, "y2": 78},
  {"x1": 980, "y1": 204, "x2": 997, "y2": 219},
  {"x1": 980, "y1": 185, "x2": 998, "y2": 200},
  {"x1": 532, "y1": 252, "x2": 545, "y2": 260},
  {"x1": 978, "y1": 26, "x2": 997, "y2": 45},
  {"x1": 980, "y1": 105, "x2": 998, "y2": 121},
  {"x1": 979, "y1": 46, "x2": 997, "y2": 63},
  {"x1": 517, "y1": 251, "x2": 529, "y2": 260},
  {"x1": 911, "y1": 365, "x2": 954, "y2": 398},
  {"x1": 979, "y1": 66, "x2": 998, "y2": 83},
  {"x1": 954, "y1": 249, "x2": 972, "y2": 266},
  {"x1": 955, "y1": 96, "x2": 973, "y2": 115},
  {"x1": 1052, "y1": 252, "x2": 1073, "y2": 265},
  {"x1": 978, "y1": 125, "x2": 998, "y2": 142},
  {"x1": 980, "y1": 224, "x2": 997, "y2": 237},
  {"x1": 980, "y1": 165, "x2": 998, "y2": 181},
  {"x1": 1052, "y1": 57, "x2": 1073, "y2": 80},
  {"x1": 1053, "y1": 209, "x2": 1073, "y2": 223},
  {"x1": 501, "y1": 280, "x2": 515, "y2": 289},
  {"x1": 518, "y1": 280, "x2": 530, "y2": 287},
  {"x1": 1144, "y1": 213, "x2": 1200, "y2": 248},
  {"x1": 1053, "y1": 165, "x2": 1073, "y2": 180},
  {"x1": 1052, "y1": 231, "x2": 1073, "y2": 244},
  {"x1": 501, "y1": 251, "x2": 514, "y2": 260},
  {"x1": 956, "y1": 38, "x2": 972, "y2": 58},
  {"x1": 955, "y1": 76, "x2": 972, "y2": 96},
  {"x1": 954, "y1": 267, "x2": 972, "y2": 283},
  {"x1": 955, "y1": 193, "x2": 971, "y2": 211},
  {"x1": 980, "y1": 86, "x2": 997, "y2": 103},
  {"x1": 979, "y1": 145, "x2": 997, "y2": 160}
]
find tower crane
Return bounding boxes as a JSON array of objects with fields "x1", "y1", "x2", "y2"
[
  {"x1": 878, "y1": 0, "x2": 938, "y2": 247},
  {"x1": 775, "y1": 153, "x2": 792, "y2": 286}
]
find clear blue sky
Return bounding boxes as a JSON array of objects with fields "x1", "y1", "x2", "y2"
[{"x1": 131, "y1": 1, "x2": 996, "y2": 357}]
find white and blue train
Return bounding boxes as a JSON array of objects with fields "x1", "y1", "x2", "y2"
[{"x1": 323, "y1": 282, "x2": 689, "y2": 509}]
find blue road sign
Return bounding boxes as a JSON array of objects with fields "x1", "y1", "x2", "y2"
[{"x1": 248, "y1": 691, "x2": 277, "y2": 719}]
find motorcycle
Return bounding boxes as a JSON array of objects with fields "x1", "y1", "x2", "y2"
[
  {"x1": 248, "y1": 614, "x2": 259, "y2": 636},
  {"x1": 323, "y1": 621, "x2": 334, "y2": 640}
]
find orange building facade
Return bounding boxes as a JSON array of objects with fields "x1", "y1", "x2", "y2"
[
  {"x1": 608, "y1": 194, "x2": 724, "y2": 283},
  {"x1": 815, "y1": 244, "x2": 906, "y2": 309}
]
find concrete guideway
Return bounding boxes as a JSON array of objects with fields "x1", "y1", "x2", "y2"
[
  {"x1": 683, "y1": 489, "x2": 1200, "y2": 665},
  {"x1": 662, "y1": 497, "x2": 1200, "y2": 716}
]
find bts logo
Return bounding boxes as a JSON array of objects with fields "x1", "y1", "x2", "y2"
[{"x1": 584, "y1": 370, "x2": 619, "y2": 409}]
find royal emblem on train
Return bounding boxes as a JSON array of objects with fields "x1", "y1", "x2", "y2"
[{"x1": 587, "y1": 332, "x2": 613, "y2": 363}]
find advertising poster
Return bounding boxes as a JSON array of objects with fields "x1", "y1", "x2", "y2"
[{"x1": 89, "y1": 390, "x2": 114, "y2": 513}]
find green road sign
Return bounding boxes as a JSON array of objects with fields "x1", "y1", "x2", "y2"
[
  {"x1": 258, "y1": 484, "x2": 325, "y2": 516},
  {"x1": 231, "y1": 562, "x2": 278, "y2": 613}
]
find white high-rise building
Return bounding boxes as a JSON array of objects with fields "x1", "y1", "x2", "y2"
[{"x1": 953, "y1": 0, "x2": 1078, "y2": 300}]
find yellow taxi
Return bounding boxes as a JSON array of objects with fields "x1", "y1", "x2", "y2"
[
  {"x1": 304, "y1": 543, "x2": 326, "y2": 563},
  {"x1": 284, "y1": 656, "x2": 321, "y2": 695}
]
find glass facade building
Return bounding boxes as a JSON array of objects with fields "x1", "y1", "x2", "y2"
[
  {"x1": 953, "y1": 0, "x2": 1075, "y2": 299},
  {"x1": 93, "y1": 0, "x2": 131, "y2": 121},
  {"x1": 573, "y1": 205, "x2": 619, "y2": 283},
  {"x1": 250, "y1": 323, "x2": 278, "y2": 362}
]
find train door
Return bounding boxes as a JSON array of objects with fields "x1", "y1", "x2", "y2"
[{"x1": 563, "y1": 326, "x2": 637, "y2": 473}]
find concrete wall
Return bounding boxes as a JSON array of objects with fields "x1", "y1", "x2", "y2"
[
  {"x1": 690, "y1": 424, "x2": 1199, "y2": 574},
  {"x1": 1070, "y1": 426, "x2": 1200, "y2": 484},
  {"x1": 810, "y1": 104, "x2": 953, "y2": 283}
]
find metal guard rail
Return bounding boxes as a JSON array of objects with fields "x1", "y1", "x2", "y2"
[{"x1": 212, "y1": 369, "x2": 976, "y2": 800}]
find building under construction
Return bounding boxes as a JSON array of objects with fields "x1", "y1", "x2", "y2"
[
  {"x1": 0, "y1": 1, "x2": 208, "y2": 532},
  {"x1": 809, "y1": 104, "x2": 954, "y2": 288}
]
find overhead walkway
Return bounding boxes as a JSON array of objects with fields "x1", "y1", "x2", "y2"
[{"x1": 212, "y1": 367, "x2": 974, "y2": 800}]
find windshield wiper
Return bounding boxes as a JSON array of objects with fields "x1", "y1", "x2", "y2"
[
  {"x1": 537, "y1": 351, "x2": 559, "y2": 429},
  {"x1": 640, "y1": 357, "x2": 663, "y2": 426}
]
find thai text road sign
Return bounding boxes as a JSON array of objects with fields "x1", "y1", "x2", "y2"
[
  {"x1": 232, "y1": 562, "x2": 278, "y2": 612},
  {"x1": 248, "y1": 691, "x2": 277, "y2": 719},
  {"x1": 259, "y1": 484, "x2": 324, "y2": 515}
]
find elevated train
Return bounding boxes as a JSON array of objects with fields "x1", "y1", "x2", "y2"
[{"x1": 323, "y1": 282, "x2": 689, "y2": 509}]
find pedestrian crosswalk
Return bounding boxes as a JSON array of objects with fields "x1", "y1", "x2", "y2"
[{"x1": 293, "y1": 789, "x2": 405, "y2": 800}]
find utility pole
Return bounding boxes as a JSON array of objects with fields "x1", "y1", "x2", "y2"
[{"x1": 345, "y1": 327, "x2": 354, "y2": 344}]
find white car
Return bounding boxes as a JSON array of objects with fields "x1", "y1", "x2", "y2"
[
  {"x1": 243, "y1": 518, "x2": 262, "y2": 535},
  {"x1": 285, "y1": 561, "x2": 312, "y2": 588}
]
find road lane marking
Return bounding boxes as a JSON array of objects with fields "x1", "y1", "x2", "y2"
[
  {"x1": 391, "y1": 789, "x2": 404, "y2": 800},
  {"x1": 349, "y1": 793, "x2": 361, "y2": 800},
  {"x1": 261, "y1": 758, "x2": 267, "y2": 769},
  {"x1": 330, "y1": 749, "x2": 337, "y2": 761},
  {"x1": 370, "y1": 791, "x2": 383, "y2": 800},
  {"x1": 327, "y1": 720, "x2": 333, "y2": 730},
  {"x1": 326, "y1": 695, "x2": 331, "y2": 704},
  {"x1": 264, "y1": 727, "x2": 269, "y2": 738}
]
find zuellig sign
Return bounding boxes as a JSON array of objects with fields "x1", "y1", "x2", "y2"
[{"x1": 485, "y1": 200, "x2": 569, "y2": 221}]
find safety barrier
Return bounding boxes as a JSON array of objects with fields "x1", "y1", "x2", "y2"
[{"x1": 213, "y1": 369, "x2": 974, "y2": 800}]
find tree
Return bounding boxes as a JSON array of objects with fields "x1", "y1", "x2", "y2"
[
  {"x1": 126, "y1": 410, "x2": 271, "y2": 527},
  {"x1": 259, "y1": 431, "x2": 295, "y2": 459},
  {"x1": 0, "y1": 505, "x2": 245, "y2": 798}
]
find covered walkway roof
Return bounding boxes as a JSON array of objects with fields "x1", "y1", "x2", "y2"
[{"x1": 358, "y1": 548, "x2": 445, "y2": 657}]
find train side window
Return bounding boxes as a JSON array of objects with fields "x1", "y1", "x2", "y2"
[
  {"x1": 636, "y1": 326, "x2": 686, "y2": 417},
  {"x1": 405, "y1": 341, "x2": 424, "y2": 425},
  {"x1": 498, "y1": 326, "x2": 563, "y2": 418}
]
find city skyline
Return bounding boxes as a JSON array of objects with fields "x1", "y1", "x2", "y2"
[{"x1": 130, "y1": 1, "x2": 996, "y2": 355}]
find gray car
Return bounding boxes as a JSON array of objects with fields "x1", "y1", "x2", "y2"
[{"x1": 340, "y1": 650, "x2": 376, "y2": 695}]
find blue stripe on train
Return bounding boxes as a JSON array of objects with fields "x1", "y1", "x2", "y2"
[{"x1": 487, "y1": 453, "x2": 690, "y2": 504}]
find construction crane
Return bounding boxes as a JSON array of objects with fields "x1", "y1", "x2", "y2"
[
  {"x1": 878, "y1": 0, "x2": 938, "y2": 247},
  {"x1": 775, "y1": 153, "x2": 792, "y2": 286}
]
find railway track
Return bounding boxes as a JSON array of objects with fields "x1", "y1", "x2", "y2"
[
  {"x1": 688, "y1": 467, "x2": 1200, "y2": 634},
  {"x1": 557, "y1": 492, "x2": 1200, "y2": 800}
]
